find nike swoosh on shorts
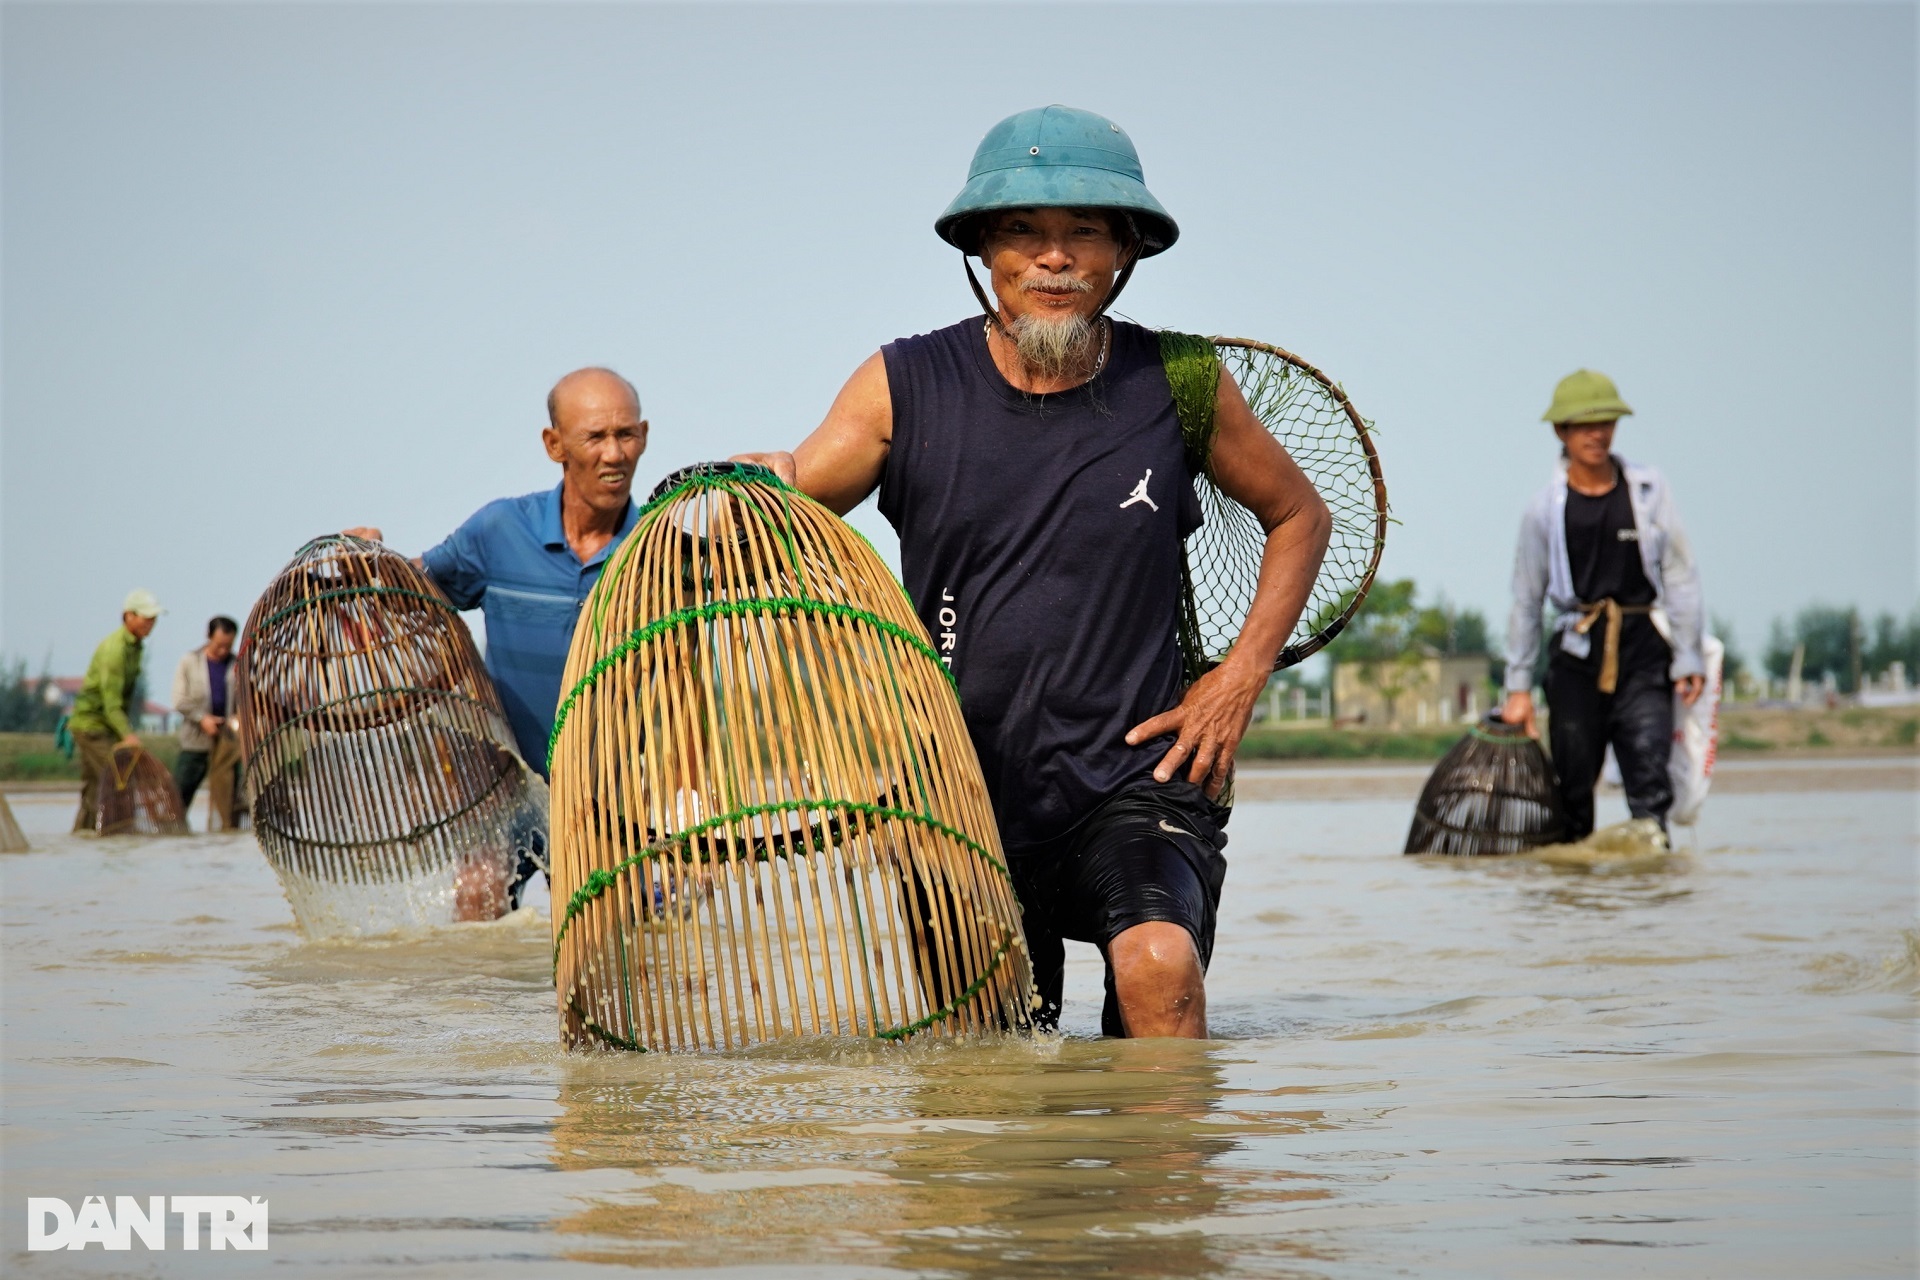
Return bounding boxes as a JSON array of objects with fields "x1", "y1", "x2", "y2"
[{"x1": 1158, "y1": 819, "x2": 1197, "y2": 839}]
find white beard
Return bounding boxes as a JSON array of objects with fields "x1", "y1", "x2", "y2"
[{"x1": 1008, "y1": 310, "x2": 1097, "y2": 381}]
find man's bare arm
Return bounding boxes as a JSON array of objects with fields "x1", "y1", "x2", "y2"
[
  {"x1": 1126, "y1": 371, "x2": 1333, "y2": 796},
  {"x1": 733, "y1": 352, "x2": 893, "y2": 514}
]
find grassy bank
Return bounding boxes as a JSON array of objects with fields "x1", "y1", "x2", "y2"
[
  {"x1": 1239, "y1": 703, "x2": 1919, "y2": 763},
  {"x1": 0, "y1": 732, "x2": 180, "y2": 782},
  {"x1": 1239, "y1": 724, "x2": 1461, "y2": 761},
  {"x1": 4, "y1": 704, "x2": 1911, "y2": 780},
  {"x1": 1717, "y1": 704, "x2": 1918, "y2": 752}
]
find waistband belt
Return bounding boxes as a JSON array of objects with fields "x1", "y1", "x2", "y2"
[{"x1": 1572, "y1": 599, "x2": 1654, "y2": 694}]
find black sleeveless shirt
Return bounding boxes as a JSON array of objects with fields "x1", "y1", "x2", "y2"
[{"x1": 878, "y1": 318, "x2": 1201, "y2": 855}]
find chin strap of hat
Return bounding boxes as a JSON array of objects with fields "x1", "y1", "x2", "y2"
[{"x1": 963, "y1": 213, "x2": 1144, "y2": 333}]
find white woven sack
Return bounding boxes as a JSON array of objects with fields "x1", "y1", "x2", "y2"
[{"x1": 1668, "y1": 635, "x2": 1724, "y2": 826}]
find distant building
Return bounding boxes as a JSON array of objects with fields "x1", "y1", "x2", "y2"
[
  {"x1": 44, "y1": 677, "x2": 175, "y2": 734},
  {"x1": 1333, "y1": 655, "x2": 1491, "y2": 727}
]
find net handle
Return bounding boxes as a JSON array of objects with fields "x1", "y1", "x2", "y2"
[{"x1": 1209, "y1": 336, "x2": 1390, "y2": 672}]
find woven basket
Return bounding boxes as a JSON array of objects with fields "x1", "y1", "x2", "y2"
[
  {"x1": 548, "y1": 464, "x2": 1034, "y2": 1051},
  {"x1": 91, "y1": 747, "x2": 188, "y2": 837},
  {"x1": 1404, "y1": 716, "x2": 1566, "y2": 855},
  {"x1": 235, "y1": 535, "x2": 547, "y2": 935}
]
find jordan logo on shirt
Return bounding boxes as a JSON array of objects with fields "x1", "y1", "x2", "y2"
[{"x1": 1120, "y1": 469, "x2": 1158, "y2": 512}]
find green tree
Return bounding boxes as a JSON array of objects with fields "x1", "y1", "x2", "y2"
[
  {"x1": 1410, "y1": 600, "x2": 1489, "y2": 657},
  {"x1": 0, "y1": 658, "x2": 61, "y2": 733},
  {"x1": 1329, "y1": 580, "x2": 1490, "y2": 725},
  {"x1": 1711, "y1": 616, "x2": 1746, "y2": 688},
  {"x1": 1764, "y1": 605, "x2": 1863, "y2": 691},
  {"x1": 1864, "y1": 610, "x2": 1920, "y2": 680}
]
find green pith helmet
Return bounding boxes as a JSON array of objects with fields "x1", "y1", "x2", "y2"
[
  {"x1": 1543, "y1": 369, "x2": 1634, "y2": 425},
  {"x1": 935, "y1": 105, "x2": 1178, "y2": 256}
]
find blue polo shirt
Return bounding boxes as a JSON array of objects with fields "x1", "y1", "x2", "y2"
[{"x1": 422, "y1": 484, "x2": 639, "y2": 774}]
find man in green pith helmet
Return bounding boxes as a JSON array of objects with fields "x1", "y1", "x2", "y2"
[
  {"x1": 1502, "y1": 369, "x2": 1706, "y2": 839},
  {"x1": 735, "y1": 105, "x2": 1332, "y2": 1038},
  {"x1": 69, "y1": 589, "x2": 165, "y2": 832}
]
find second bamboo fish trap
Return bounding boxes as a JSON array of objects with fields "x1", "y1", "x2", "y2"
[
  {"x1": 1404, "y1": 715, "x2": 1566, "y2": 855},
  {"x1": 90, "y1": 748, "x2": 189, "y2": 837},
  {"x1": 549, "y1": 463, "x2": 1034, "y2": 1051},
  {"x1": 236, "y1": 535, "x2": 549, "y2": 936}
]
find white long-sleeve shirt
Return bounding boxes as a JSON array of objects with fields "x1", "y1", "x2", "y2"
[{"x1": 1504, "y1": 454, "x2": 1705, "y2": 693}]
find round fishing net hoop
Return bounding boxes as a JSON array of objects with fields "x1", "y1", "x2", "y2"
[{"x1": 1188, "y1": 338, "x2": 1389, "y2": 672}]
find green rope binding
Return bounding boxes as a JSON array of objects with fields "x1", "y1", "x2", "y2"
[
  {"x1": 1158, "y1": 330, "x2": 1221, "y2": 477},
  {"x1": 256, "y1": 586, "x2": 456, "y2": 633},
  {"x1": 547, "y1": 595, "x2": 952, "y2": 774},
  {"x1": 1158, "y1": 330, "x2": 1222, "y2": 684},
  {"x1": 553, "y1": 795, "x2": 1019, "y2": 1051}
]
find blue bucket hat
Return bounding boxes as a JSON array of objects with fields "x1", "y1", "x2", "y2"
[{"x1": 935, "y1": 105, "x2": 1179, "y2": 257}]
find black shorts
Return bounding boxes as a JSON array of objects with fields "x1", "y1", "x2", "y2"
[{"x1": 1009, "y1": 780, "x2": 1229, "y2": 1036}]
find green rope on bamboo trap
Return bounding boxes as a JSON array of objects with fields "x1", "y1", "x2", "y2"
[
  {"x1": 1158, "y1": 331, "x2": 1223, "y2": 685},
  {"x1": 587, "y1": 465, "x2": 808, "y2": 651},
  {"x1": 252, "y1": 754, "x2": 515, "y2": 850},
  {"x1": 250, "y1": 683, "x2": 522, "y2": 847},
  {"x1": 1158, "y1": 330, "x2": 1222, "y2": 477},
  {"x1": 552, "y1": 795, "x2": 1010, "y2": 959},
  {"x1": 547, "y1": 596, "x2": 954, "y2": 774},
  {"x1": 252, "y1": 685, "x2": 498, "y2": 755},
  {"x1": 256, "y1": 586, "x2": 457, "y2": 633},
  {"x1": 565, "y1": 929, "x2": 1020, "y2": 1052},
  {"x1": 553, "y1": 795, "x2": 1020, "y2": 1050}
]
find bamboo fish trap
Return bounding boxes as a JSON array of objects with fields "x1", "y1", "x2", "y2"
[
  {"x1": 91, "y1": 748, "x2": 189, "y2": 837},
  {"x1": 1404, "y1": 715, "x2": 1566, "y2": 856},
  {"x1": 235, "y1": 535, "x2": 549, "y2": 937},
  {"x1": 548, "y1": 463, "x2": 1034, "y2": 1052},
  {"x1": 0, "y1": 792, "x2": 26, "y2": 852}
]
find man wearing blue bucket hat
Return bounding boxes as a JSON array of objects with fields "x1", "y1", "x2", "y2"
[{"x1": 738, "y1": 106, "x2": 1331, "y2": 1039}]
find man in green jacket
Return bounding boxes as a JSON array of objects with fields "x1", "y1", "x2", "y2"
[{"x1": 69, "y1": 589, "x2": 164, "y2": 832}]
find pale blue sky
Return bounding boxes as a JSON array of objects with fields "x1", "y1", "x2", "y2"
[{"x1": 4, "y1": 2, "x2": 1914, "y2": 677}]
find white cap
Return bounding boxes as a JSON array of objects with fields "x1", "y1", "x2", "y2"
[{"x1": 122, "y1": 588, "x2": 165, "y2": 618}]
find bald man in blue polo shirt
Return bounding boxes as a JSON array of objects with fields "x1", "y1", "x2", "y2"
[{"x1": 349, "y1": 366, "x2": 648, "y2": 778}]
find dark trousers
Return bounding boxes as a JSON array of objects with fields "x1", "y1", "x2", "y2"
[
  {"x1": 1546, "y1": 659, "x2": 1674, "y2": 840},
  {"x1": 72, "y1": 731, "x2": 119, "y2": 832},
  {"x1": 173, "y1": 731, "x2": 244, "y2": 829}
]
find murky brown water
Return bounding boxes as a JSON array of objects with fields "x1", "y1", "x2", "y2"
[{"x1": 3, "y1": 766, "x2": 1914, "y2": 1277}]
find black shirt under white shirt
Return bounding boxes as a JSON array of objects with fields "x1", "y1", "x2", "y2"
[{"x1": 1560, "y1": 464, "x2": 1671, "y2": 679}]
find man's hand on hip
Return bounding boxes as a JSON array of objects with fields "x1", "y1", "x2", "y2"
[
  {"x1": 1675, "y1": 675, "x2": 1705, "y2": 706},
  {"x1": 1125, "y1": 658, "x2": 1268, "y2": 800}
]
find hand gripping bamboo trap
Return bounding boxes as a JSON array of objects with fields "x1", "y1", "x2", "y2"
[
  {"x1": 548, "y1": 464, "x2": 1034, "y2": 1051},
  {"x1": 90, "y1": 748, "x2": 190, "y2": 836},
  {"x1": 235, "y1": 535, "x2": 549, "y2": 937},
  {"x1": 1404, "y1": 715, "x2": 1567, "y2": 856}
]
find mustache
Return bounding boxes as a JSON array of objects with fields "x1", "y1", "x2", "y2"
[{"x1": 1019, "y1": 275, "x2": 1095, "y2": 296}]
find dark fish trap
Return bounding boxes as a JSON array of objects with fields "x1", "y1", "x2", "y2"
[
  {"x1": 235, "y1": 535, "x2": 548, "y2": 936},
  {"x1": 1404, "y1": 716, "x2": 1566, "y2": 856},
  {"x1": 90, "y1": 748, "x2": 189, "y2": 837},
  {"x1": 548, "y1": 464, "x2": 1034, "y2": 1051}
]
